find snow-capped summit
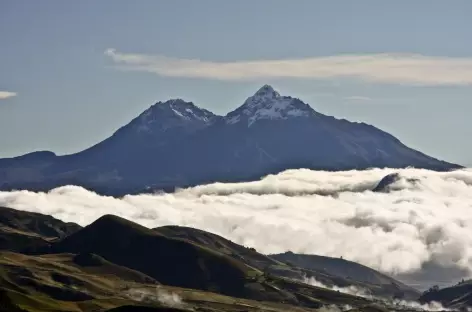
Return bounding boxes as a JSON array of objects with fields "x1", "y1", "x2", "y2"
[
  {"x1": 141, "y1": 99, "x2": 214, "y2": 123},
  {"x1": 225, "y1": 85, "x2": 314, "y2": 126},
  {"x1": 117, "y1": 99, "x2": 216, "y2": 135}
]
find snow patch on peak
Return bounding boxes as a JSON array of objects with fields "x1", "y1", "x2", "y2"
[
  {"x1": 142, "y1": 99, "x2": 213, "y2": 122},
  {"x1": 132, "y1": 99, "x2": 215, "y2": 133},
  {"x1": 172, "y1": 108, "x2": 184, "y2": 118},
  {"x1": 226, "y1": 85, "x2": 313, "y2": 126}
]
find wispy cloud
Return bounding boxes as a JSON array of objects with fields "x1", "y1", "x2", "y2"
[
  {"x1": 105, "y1": 49, "x2": 472, "y2": 86},
  {"x1": 0, "y1": 91, "x2": 17, "y2": 100},
  {"x1": 344, "y1": 96, "x2": 372, "y2": 102}
]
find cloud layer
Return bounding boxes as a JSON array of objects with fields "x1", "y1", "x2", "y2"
[
  {"x1": 2, "y1": 167, "x2": 472, "y2": 277},
  {"x1": 105, "y1": 48, "x2": 472, "y2": 86},
  {"x1": 0, "y1": 91, "x2": 17, "y2": 100}
]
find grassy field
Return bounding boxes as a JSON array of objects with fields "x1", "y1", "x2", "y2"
[{"x1": 0, "y1": 250, "x2": 389, "y2": 312}]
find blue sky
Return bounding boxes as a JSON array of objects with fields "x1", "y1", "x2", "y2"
[{"x1": 1, "y1": 0, "x2": 472, "y2": 165}]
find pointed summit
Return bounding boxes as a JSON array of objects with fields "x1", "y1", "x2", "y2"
[
  {"x1": 141, "y1": 99, "x2": 215, "y2": 122},
  {"x1": 225, "y1": 84, "x2": 314, "y2": 126},
  {"x1": 245, "y1": 85, "x2": 281, "y2": 108},
  {"x1": 253, "y1": 84, "x2": 280, "y2": 98},
  {"x1": 139, "y1": 99, "x2": 216, "y2": 126}
]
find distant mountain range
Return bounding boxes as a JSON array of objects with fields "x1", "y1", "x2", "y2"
[{"x1": 0, "y1": 85, "x2": 461, "y2": 195}]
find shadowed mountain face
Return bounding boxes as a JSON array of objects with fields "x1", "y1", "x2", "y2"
[
  {"x1": 154, "y1": 225, "x2": 420, "y2": 300},
  {"x1": 0, "y1": 85, "x2": 461, "y2": 195},
  {"x1": 271, "y1": 252, "x2": 419, "y2": 300},
  {"x1": 0, "y1": 206, "x2": 81, "y2": 252},
  {"x1": 419, "y1": 280, "x2": 472, "y2": 309},
  {"x1": 0, "y1": 207, "x2": 80, "y2": 239},
  {"x1": 43, "y1": 215, "x2": 257, "y2": 299},
  {"x1": 153, "y1": 225, "x2": 283, "y2": 271}
]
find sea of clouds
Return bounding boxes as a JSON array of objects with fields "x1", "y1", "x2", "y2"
[{"x1": 2, "y1": 167, "x2": 472, "y2": 279}]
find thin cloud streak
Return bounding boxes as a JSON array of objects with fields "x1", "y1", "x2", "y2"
[
  {"x1": 105, "y1": 49, "x2": 472, "y2": 86},
  {"x1": 344, "y1": 96, "x2": 372, "y2": 101},
  {"x1": 0, "y1": 91, "x2": 17, "y2": 100}
]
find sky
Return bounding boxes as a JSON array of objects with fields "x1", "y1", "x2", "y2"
[{"x1": 1, "y1": 0, "x2": 472, "y2": 165}]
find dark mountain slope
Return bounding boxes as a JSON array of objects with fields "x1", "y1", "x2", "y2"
[
  {"x1": 42, "y1": 215, "x2": 264, "y2": 300},
  {"x1": 0, "y1": 100, "x2": 217, "y2": 194},
  {"x1": 0, "y1": 206, "x2": 81, "y2": 252},
  {"x1": 38, "y1": 215, "x2": 380, "y2": 307},
  {"x1": 155, "y1": 225, "x2": 420, "y2": 300},
  {"x1": 272, "y1": 252, "x2": 419, "y2": 300},
  {"x1": 0, "y1": 151, "x2": 57, "y2": 188},
  {"x1": 419, "y1": 280, "x2": 472, "y2": 309},
  {"x1": 53, "y1": 99, "x2": 217, "y2": 174},
  {"x1": 154, "y1": 225, "x2": 283, "y2": 271},
  {"x1": 0, "y1": 206, "x2": 80, "y2": 239}
]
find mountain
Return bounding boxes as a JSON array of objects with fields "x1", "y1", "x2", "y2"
[
  {"x1": 0, "y1": 211, "x2": 368, "y2": 311},
  {"x1": 41, "y1": 215, "x2": 262, "y2": 300},
  {"x1": 0, "y1": 206, "x2": 440, "y2": 312},
  {"x1": 0, "y1": 85, "x2": 461, "y2": 195}
]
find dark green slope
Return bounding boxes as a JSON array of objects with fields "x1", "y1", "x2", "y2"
[
  {"x1": 45, "y1": 215, "x2": 257, "y2": 299},
  {"x1": 155, "y1": 225, "x2": 420, "y2": 300}
]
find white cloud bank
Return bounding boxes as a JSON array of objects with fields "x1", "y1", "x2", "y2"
[
  {"x1": 105, "y1": 48, "x2": 472, "y2": 86},
  {"x1": 3, "y1": 167, "x2": 472, "y2": 277},
  {"x1": 0, "y1": 91, "x2": 17, "y2": 100}
]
